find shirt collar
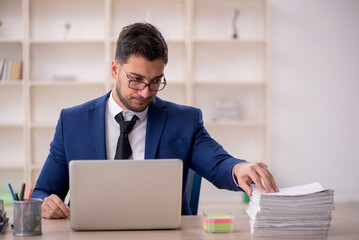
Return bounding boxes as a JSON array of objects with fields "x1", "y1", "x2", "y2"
[{"x1": 108, "y1": 90, "x2": 148, "y2": 121}]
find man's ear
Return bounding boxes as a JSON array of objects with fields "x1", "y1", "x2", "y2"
[{"x1": 111, "y1": 60, "x2": 118, "y2": 79}]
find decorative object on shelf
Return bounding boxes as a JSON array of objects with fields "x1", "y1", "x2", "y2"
[
  {"x1": 63, "y1": 22, "x2": 72, "y2": 40},
  {"x1": 231, "y1": 9, "x2": 240, "y2": 39},
  {"x1": 212, "y1": 99, "x2": 238, "y2": 122},
  {"x1": 52, "y1": 73, "x2": 76, "y2": 81}
]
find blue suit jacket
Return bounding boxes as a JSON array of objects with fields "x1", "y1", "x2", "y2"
[{"x1": 32, "y1": 91, "x2": 244, "y2": 215}]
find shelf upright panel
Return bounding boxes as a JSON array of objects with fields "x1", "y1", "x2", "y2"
[
  {"x1": 104, "y1": 0, "x2": 113, "y2": 92},
  {"x1": 23, "y1": 0, "x2": 33, "y2": 190},
  {"x1": 185, "y1": 0, "x2": 194, "y2": 106}
]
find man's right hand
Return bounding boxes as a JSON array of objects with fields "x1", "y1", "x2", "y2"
[{"x1": 42, "y1": 194, "x2": 70, "y2": 219}]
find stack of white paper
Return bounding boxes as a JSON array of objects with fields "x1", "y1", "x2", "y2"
[{"x1": 246, "y1": 182, "x2": 335, "y2": 237}]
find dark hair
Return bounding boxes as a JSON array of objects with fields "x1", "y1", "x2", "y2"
[{"x1": 115, "y1": 22, "x2": 168, "y2": 64}]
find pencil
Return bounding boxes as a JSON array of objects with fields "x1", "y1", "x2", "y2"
[
  {"x1": 20, "y1": 183, "x2": 26, "y2": 201},
  {"x1": 8, "y1": 183, "x2": 16, "y2": 201},
  {"x1": 26, "y1": 188, "x2": 33, "y2": 201},
  {"x1": 15, "y1": 193, "x2": 19, "y2": 201}
]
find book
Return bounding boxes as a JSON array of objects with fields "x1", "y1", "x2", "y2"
[
  {"x1": 1, "y1": 60, "x2": 10, "y2": 81},
  {"x1": 0, "y1": 59, "x2": 23, "y2": 81},
  {"x1": 246, "y1": 182, "x2": 335, "y2": 237},
  {"x1": 9, "y1": 60, "x2": 23, "y2": 81},
  {"x1": 0, "y1": 59, "x2": 5, "y2": 81}
]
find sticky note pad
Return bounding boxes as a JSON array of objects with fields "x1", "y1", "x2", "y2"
[{"x1": 203, "y1": 212, "x2": 234, "y2": 233}]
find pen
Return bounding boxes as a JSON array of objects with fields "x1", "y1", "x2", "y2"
[
  {"x1": 15, "y1": 193, "x2": 19, "y2": 201},
  {"x1": 26, "y1": 188, "x2": 33, "y2": 201},
  {"x1": 8, "y1": 183, "x2": 16, "y2": 201},
  {"x1": 20, "y1": 183, "x2": 26, "y2": 201},
  {"x1": 22, "y1": 187, "x2": 34, "y2": 224}
]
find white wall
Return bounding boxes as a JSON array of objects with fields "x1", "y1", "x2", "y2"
[{"x1": 270, "y1": 0, "x2": 359, "y2": 201}]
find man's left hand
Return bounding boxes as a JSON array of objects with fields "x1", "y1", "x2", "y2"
[{"x1": 233, "y1": 161, "x2": 279, "y2": 197}]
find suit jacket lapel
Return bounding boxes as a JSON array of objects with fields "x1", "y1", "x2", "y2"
[
  {"x1": 88, "y1": 91, "x2": 110, "y2": 159},
  {"x1": 145, "y1": 97, "x2": 167, "y2": 159}
]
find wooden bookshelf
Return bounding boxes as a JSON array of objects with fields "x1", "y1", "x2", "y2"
[{"x1": 0, "y1": 0, "x2": 269, "y2": 203}]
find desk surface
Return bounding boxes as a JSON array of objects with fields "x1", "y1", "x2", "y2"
[{"x1": 2, "y1": 212, "x2": 359, "y2": 239}]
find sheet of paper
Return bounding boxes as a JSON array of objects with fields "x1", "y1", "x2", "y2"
[{"x1": 252, "y1": 182, "x2": 324, "y2": 196}]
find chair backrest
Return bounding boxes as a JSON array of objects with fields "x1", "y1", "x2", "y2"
[{"x1": 185, "y1": 169, "x2": 202, "y2": 215}]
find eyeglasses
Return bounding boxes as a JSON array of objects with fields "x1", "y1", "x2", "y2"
[{"x1": 117, "y1": 60, "x2": 167, "y2": 92}]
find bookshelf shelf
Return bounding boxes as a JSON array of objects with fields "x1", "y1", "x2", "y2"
[
  {"x1": 0, "y1": 39, "x2": 23, "y2": 43},
  {"x1": 0, "y1": 164, "x2": 24, "y2": 170},
  {"x1": 29, "y1": 81, "x2": 105, "y2": 86},
  {"x1": 30, "y1": 123, "x2": 56, "y2": 129},
  {"x1": 29, "y1": 39, "x2": 105, "y2": 44},
  {"x1": 0, "y1": 81, "x2": 23, "y2": 86},
  {"x1": 205, "y1": 120, "x2": 266, "y2": 127},
  {"x1": 0, "y1": 0, "x2": 270, "y2": 203},
  {"x1": 30, "y1": 164, "x2": 43, "y2": 171},
  {"x1": 110, "y1": 39, "x2": 185, "y2": 45},
  {"x1": 0, "y1": 124, "x2": 24, "y2": 128},
  {"x1": 193, "y1": 81, "x2": 267, "y2": 86},
  {"x1": 193, "y1": 39, "x2": 266, "y2": 45}
]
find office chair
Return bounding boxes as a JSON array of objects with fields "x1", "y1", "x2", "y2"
[{"x1": 186, "y1": 169, "x2": 202, "y2": 215}]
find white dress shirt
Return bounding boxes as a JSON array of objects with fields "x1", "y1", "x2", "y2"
[{"x1": 105, "y1": 91, "x2": 147, "y2": 160}]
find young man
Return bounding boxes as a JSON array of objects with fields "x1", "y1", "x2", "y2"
[{"x1": 32, "y1": 22, "x2": 278, "y2": 219}]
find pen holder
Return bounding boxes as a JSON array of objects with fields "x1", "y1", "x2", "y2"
[
  {"x1": 203, "y1": 211, "x2": 234, "y2": 233},
  {"x1": 13, "y1": 199, "x2": 42, "y2": 236}
]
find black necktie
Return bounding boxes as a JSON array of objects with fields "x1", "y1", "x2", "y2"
[{"x1": 114, "y1": 112, "x2": 138, "y2": 159}]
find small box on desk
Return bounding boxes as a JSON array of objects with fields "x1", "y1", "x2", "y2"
[{"x1": 202, "y1": 212, "x2": 234, "y2": 233}]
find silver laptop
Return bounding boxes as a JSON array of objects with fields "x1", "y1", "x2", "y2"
[{"x1": 69, "y1": 159, "x2": 183, "y2": 230}]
